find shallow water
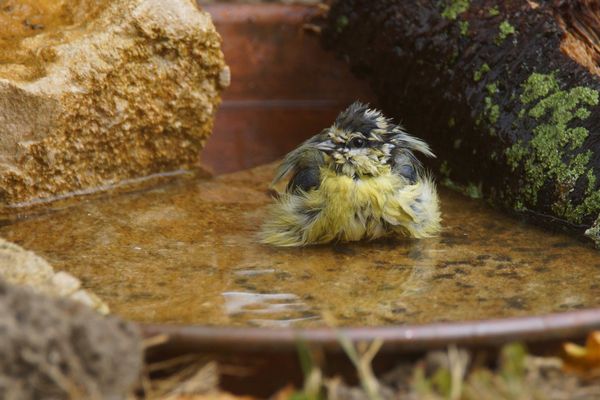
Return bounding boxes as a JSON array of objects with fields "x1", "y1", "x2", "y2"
[{"x1": 2, "y1": 163, "x2": 600, "y2": 327}]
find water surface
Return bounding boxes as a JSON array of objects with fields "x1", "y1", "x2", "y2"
[{"x1": 2, "y1": 163, "x2": 599, "y2": 327}]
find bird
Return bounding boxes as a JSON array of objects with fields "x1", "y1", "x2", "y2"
[{"x1": 259, "y1": 102, "x2": 441, "y2": 247}]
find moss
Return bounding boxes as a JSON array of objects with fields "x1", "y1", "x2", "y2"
[
  {"x1": 441, "y1": 0, "x2": 469, "y2": 20},
  {"x1": 488, "y1": 6, "x2": 500, "y2": 17},
  {"x1": 448, "y1": 117, "x2": 456, "y2": 127},
  {"x1": 496, "y1": 20, "x2": 516, "y2": 44},
  {"x1": 459, "y1": 21, "x2": 469, "y2": 36},
  {"x1": 473, "y1": 63, "x2": 490, "y2": 82},
  {"x1": 505, "y1": 72, "x2": 600, "y2": 222}
]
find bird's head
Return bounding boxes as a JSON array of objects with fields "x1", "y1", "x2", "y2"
[{"x1": 314, "y1": 102, "x2": 434, "y2": 180}]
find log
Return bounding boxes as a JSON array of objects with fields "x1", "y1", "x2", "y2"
[{"x1": 322, "y1": 0, "x2": 600, "y2": 244}]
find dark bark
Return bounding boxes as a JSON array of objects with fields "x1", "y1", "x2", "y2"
[{"x1": 322, "y1": 0, "x2": 600, "y2": 243}]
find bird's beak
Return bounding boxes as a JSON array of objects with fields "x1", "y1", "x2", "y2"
[{"x1": 315, "y1": 140, "x2": 335, "y2": 153}]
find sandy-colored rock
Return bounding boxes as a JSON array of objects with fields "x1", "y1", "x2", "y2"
[
  {"x1": 0, "y1": 0, "x2": 228, "y2": 205},
  {"x1": 0, "y1": 238, "x2": 109, "y2": 313}
]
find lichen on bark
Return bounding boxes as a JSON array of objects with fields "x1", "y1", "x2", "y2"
[
  {"x1": 505, "y1": 72, "x2": 599, "y2": 223},
  {"x1": 496, "y1": 20, "x2": 516, "y2": 43},
  {"x1": 441, "y1": 0, "x2": 470, "y2": 20}
]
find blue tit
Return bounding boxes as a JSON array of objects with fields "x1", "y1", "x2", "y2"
[{"x1": 260, "y1": 102, "x2": 441, "y2": 247}]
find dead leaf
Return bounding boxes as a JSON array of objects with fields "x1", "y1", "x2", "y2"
[
  {"x1": 271, "y1": 384, "x2": 297, "y2": 400},
  {"x1": 165, "y1": 393, "x2": 255, "y2": 400},
  {"x1": 562, "y1": 331, "x2": 600, "y2": 373}
]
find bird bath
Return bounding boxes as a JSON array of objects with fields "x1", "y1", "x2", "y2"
[
  {"x1": 1, "y1": 2, "x2": 600, "y2": 365},
  {"x1": 3, "y1": 162, "x2": 600, "y2": 329}
]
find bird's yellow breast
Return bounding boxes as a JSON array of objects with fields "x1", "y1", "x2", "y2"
[
  {"x1": 260, "y1": 166, "x2": 440, "y2": 247},
  {"x1": 300, "y1": 167, "x2": 411, "y2": 243}
]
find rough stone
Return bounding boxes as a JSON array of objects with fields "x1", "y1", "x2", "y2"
[
  {"x1": 0, "y1": 280, "x2": 142, "y2": 400},
  {"x1": 0, "y1": 0, "x2": 228, "y2": 206},
  {"x1": 0, "y1": 238, "x2": 109, "y2": 313}
]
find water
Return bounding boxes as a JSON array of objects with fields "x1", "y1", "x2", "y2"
[{"x1": 2, "y1": 163, "x2": 599, "y2": 327}]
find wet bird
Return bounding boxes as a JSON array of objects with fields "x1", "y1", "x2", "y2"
[{"x1": 260, "y1": 102, "x2": 441, "y2": 247}]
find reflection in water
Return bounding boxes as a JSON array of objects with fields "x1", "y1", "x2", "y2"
[
  {"x1": 222, "y1": 291, "x2": 318, "y2": 327},
  {"x1": 1, "y1": 163, "x2": 600, "y2": 327},
  {"x1": 234, "y1": 268, "x2": 276, "y2": 277}
]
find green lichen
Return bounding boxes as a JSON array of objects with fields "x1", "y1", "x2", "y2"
[
  {"x1": 505, "y1": 140, "x2": 527, "y2": 171},
  {"x1": 459, "y1": 21, "x2": 469, "y2": 36},
  {"x1": 449, "y1": 48, "x2": 459, "y2": 64},
  {"x1": 514, "y1": 200, "x2": 525, "y2": 211},
  {"x1": 484, "y1": 96, "x2": 500, "y2": 124},
  {"x1": 336, "y1": 15, "x2": 349, "y2": 33},
  {"x1": 483, "y1": 82, "x2": 500, "y2": 125},
  {"x1": 585, "y1": 215, "x2": 600, "y2": 247},
  {"x1": 473, "y1": 63, "x2": 490, "y2": 82},
  {"x1": 486, "y1": 83, "x2": 497, "y2": 94},
  {"x1": 488, "y1": 6, "x2": 500, "y2": 17},
  {"x1": 441, "y1": 0, "x2": 469, "y2": 20},
  {"x1": 439, "y1": 160, "x2": 451, "y2": 178},
  {"x1": 448, "y1": 117, "x2": 456, "y2": 127},
  {"x1": 465, "y1": 182, "x2": 483, "y2": 199},
  {"x1": 505, "y1": 72, "x2": 600, "y2": 222},
  {"x1": 561, "y1": 170, "x2": 600, "y2": 223},
  {"x1": 439, "y1": 160, "x2": 483, "y2": 200},
  {"x1": 496, "y1": 20, "x2": 516, "y2": 44}
]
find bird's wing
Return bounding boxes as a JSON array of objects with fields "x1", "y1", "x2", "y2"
[
  {"x1": 391, "y1": 149, "x2": 422, "y2": 184},
  {"x1": 286, "y1": 166, "x2": 321, "y2": 193},
  {"x1": 271, "y1": 135, "x2": 326, "y2": 191}
]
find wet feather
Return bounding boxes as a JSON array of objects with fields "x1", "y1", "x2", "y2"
[{"x1": 260, "y1": 102, "x2": 441, "y2": 247}]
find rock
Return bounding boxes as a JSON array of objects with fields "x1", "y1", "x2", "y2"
[
  {"x1": 0, "y1": 0, "x2": 228, "y2": 206},
  {"x1": 0, "y1": 238, "x2": 109, "y2": 313},
  {"x1": 0, "y1": 280, "x2": 142, "y2": 400}
]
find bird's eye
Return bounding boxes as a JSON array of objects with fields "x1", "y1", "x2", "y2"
[{"x1": 349, "y1": 137, "x2": 366, "y2": 149}]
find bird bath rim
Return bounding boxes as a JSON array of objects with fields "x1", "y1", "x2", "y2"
[{"x1": 139, "y1": 307, "x2": 600, "y2": 354}]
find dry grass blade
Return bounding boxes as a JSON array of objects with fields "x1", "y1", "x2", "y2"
[
  {"x1": 162, "y1": 362, "x2": 219, "y2": 399},
  {"x1": 338, "y1": 335, "x2": 384, "y2": 400},
  {"x1": 143, "y1": 334, "x2": 170, "y2": 349},
  {"x1": 142, "y1": 355, "x2": 218, "y2": 400},
  {"x1": 447, "y1": 345, "x2": 468, "y2": 400}
]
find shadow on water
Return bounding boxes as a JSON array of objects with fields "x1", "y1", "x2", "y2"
[{"x1": 1, "y1": 163, "x2": 600, "y2": 327}]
